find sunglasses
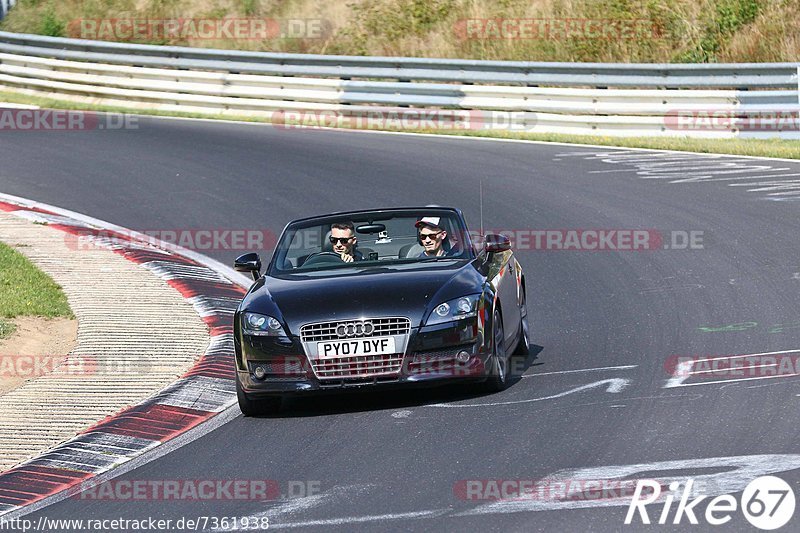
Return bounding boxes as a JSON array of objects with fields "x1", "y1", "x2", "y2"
[
  {"x1": 418, "y1": 231, "x2": 443, "y2": 241},
  {"x1": 329, "y1": 236, "x2": 353, "y2": 245}
]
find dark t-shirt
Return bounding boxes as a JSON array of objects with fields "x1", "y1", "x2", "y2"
[{"x1": 418, "y1": 247, "x2": 454, "y2": 258}]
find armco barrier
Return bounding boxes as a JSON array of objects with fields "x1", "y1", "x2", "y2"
[{"x1": 0, "y1": 31, "x2": 799, "y2": 138}]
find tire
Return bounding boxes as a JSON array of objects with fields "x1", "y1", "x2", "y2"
[
  {"x1": 513, "y1": 286, "x2": 530, "y2": 357},
  {"x1": 481, "y1": 309, "x2": 510, "y2": 392},
  {"x1": 513, "y1": 312, "x2": 531, "y2": 357},
  {"x1": 236, "y1": 374, "x2": 282, "y2": 416}
]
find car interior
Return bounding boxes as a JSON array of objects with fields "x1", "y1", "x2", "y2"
[{"x1": 277, "y1": 214, "x2": 464, "y2": 270}]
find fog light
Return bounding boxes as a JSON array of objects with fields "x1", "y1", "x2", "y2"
[
  {"x1": 456, "y1": 351, "x2": 471, "y2": 363},
  {"x1": 253, "y1": 365, "x2": 267, "y2": 380}
]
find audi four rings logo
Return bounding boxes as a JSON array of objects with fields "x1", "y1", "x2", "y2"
[{"x1": 336, "y1": 321, "x2": 374, "y2": 337}]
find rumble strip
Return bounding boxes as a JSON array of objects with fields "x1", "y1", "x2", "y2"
[{"x1": 0, "y1": 196, "x2": 245, "y2": 515}]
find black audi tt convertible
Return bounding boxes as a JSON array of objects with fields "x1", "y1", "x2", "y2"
[{"x1": 233, "y1": 207, "x2": 529, "y2": 415}]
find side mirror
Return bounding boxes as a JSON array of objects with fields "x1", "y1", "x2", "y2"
[
  {"x1": 234, "y1": 252, "x2": 262, "y2": 281},
  {"x1": 484, "y1": 234, "x2": 511, "y2": 254}
]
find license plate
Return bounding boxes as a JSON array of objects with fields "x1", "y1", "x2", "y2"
[{"x1": 317, "y1": 337, "x2": 395, "y2": 358}]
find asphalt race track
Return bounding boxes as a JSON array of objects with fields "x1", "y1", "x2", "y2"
[{"x1": 2, "y1": 117, "x2": 800, "y2": 531}]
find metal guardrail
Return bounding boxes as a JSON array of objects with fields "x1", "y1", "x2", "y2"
[
  {"x1": 1, "y1": 31, "x2": 798, "y2": 88},
  {"x1": 0, "y1": 31, "x2": 798, "y2": 138}
]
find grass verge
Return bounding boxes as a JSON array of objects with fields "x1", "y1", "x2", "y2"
[
  {"x1": 2, "y1": 89, "x2": 799, "y2": 160},
  {"x1": 1, "y1": 0, "x2": 796, "y2": 63},
  {"x1": 0, "y1": 320, "x2": 15, "y2": 340},
  {"x1": 0, "y1": 241, "x2": 74, "y2": 336}
]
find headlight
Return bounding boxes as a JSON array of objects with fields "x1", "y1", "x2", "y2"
[
  {"x1": 242, "y1": 312, "x2": 288, "y2": 337},
  {"x1": 426, "y1": 294, "x2": 480, "y2": 326}
]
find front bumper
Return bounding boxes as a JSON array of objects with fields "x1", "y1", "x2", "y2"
[{"x1": 236, "y1": 318, "x2": 489, "y2": 397}]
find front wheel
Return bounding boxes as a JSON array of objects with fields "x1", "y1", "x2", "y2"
[
  {"x1": 513, "y1": 312, "x2": 531, "y2": 357},
  {"x1": 236, "y1": 374, "x2": 282, "y2": 416},
  {"x1": 480, "y1": 309, "x2": 510, "y2": 392}
]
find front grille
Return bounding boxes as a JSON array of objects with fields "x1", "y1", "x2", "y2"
[
  {"x1": 318, "y1": 375, "x2": 401, "y2": 388},
  {"x1": 312, "y1": 353, "x2": 404, "y2": 380},
  {"x1": 411, "y1": 344, "x2": 473, "y2": 363},
  {"x1": 248, "y1": 360, "x2": 308, "y2": 380},
  {"x1": 300, "y1": 317, "x2": 411, "y2": 342},
  {"x1": 409, "y1": 344, "x2": 475, "y2": 375}
]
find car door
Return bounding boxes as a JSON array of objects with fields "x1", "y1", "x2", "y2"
[{"x1": 487, "y1": 249, "x2": 521, "y2": 350}]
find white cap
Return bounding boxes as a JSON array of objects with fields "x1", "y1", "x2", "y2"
[{"x1": 415, "y1": 216, "x2": 441, "y2": 229}]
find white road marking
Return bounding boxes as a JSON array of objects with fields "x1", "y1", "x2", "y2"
[
  {"x1": 458, "y1": 454, "x2": 800, "y2": 516},
  {"x1": 559, "y1": 150, "x2": 800, "y2": 198},
  {"x1": 429, "y1": 379, "x2": 631, "y2": 408},
  {"x1": 521, "y1": 364, "x2": 637, "y2": 378},
  {"x1": 215, "y1": 485, "x2": 380, "y2": 530},
  {"x1": 743, "y1": 181, "x2": 800, "y2": 193},
  {"x1": 588, "y1": 168, "x2": 644, "y2": 173},
  {"x1": 269, "y1": 509, "x2": 450, "y2": 529},
  {"x1": 664, "y1": 360, "x2": 694, "y2": 388},
  {"x1": 664, "y1": 348, "x2": 800, "y2": 388},
  {"x1": 668, "y1": 372, "x2": 800, "y2": 388},
  {"x1": 391, "y1": 410, "x2": 412, "y2": 418},
  {"x1": 691, "y1": 348, "x2": 800, "y2": 363},
  {"x1": 688, "y1": 362, "x2": 780, "y2": 375}
]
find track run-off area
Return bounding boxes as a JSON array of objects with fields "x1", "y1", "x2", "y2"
[{"x1": 2, "y1": 118, "x2": 800, "y2": 531}]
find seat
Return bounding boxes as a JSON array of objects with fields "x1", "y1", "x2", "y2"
[
  {"x1": 399, "y1": 243, "x2": 424, "y2": 258},
  {"x1": 322, "y1": 230, "x2": 334, "y2": 253}
]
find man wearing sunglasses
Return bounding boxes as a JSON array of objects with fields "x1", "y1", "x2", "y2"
[
  {"x1": 330, "y1": 221, "x2": 363, "y2": 263},
  {"x1": 415, "y1": 217, "x2": 449, "y2": 258}
]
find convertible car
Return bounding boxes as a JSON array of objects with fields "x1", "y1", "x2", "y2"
[{"x1": 233, "y1": 207, "x2": 529, "y2": 415}]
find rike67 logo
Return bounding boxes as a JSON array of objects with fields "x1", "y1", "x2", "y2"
[{"x1": 626, "y1": 476, "x2": 795, "y2": 530}]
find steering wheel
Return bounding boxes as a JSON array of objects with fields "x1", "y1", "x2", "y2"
[{"x1": 301, "y1": 251, "x2": 345, "y2": 267}]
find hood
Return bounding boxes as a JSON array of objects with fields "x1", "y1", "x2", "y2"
[{"x1": 246, "y1": 263, "x2": 484, "y2": 332}]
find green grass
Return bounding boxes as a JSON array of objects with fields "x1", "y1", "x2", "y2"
[
  {"x1": 419, "y1": 129, "x2": 800, "y2": 160},
  {"x1": 0, "y1": 319, "x2": 15, "y2": 340},
  {"x1": 0, "y1": 241, "x2": 73, "y2": 323},
  {"x1": 2, "y1": 89, "x2": 799, "y2": 160},
  {"x1": 1, "y1": 0, "x2": 795, "y2": 62}
]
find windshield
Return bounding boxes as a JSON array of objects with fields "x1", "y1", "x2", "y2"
[{"x1": 269, "y1": 210, "x2": 473, "y2": 274}]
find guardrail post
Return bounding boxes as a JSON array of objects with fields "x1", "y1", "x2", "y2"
[
  {"x1": 0, "y1": 29, "x2": 797, "y2": 138},
  {"x1": 0, "y1": 0, "x2": 12, "y2": 21}
]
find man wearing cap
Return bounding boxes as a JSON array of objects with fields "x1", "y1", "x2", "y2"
[{"x1": 415, "y1": 217, "x2": 449, "y2": 258}]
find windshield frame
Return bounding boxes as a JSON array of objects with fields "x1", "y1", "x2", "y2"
[{"x1": 266, "y1": 207, "x2": 476, "y2": 277}]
